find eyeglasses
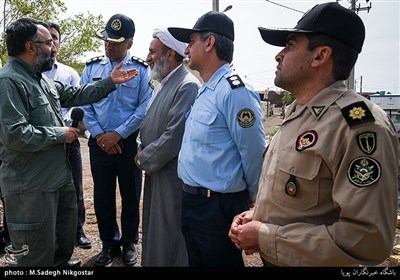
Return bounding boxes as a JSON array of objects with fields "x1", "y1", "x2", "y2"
[{"x1": 34, "y1": 39, "x2": 54, "y2": 47}]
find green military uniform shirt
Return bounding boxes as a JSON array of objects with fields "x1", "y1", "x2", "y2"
[{"x1": 0, "y1": 56, "x2": 116, "y2": 196}]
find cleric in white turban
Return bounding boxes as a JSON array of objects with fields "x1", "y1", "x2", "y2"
[
  {"x1": 138, "y1": 26, "x2": 201, "y2": 268},
  {"x1": 152, "y1": 27, "x2": 187, "y2": 57}
]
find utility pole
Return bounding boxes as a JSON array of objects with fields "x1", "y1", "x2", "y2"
[
  {"x1": 343, "y1": 0, "x2": 371, "y2": 92},
  {"x1": 212, "y1": 0, "x2": 233, "y2": 12},
  {"x1": 212, "y1": 0, "x2": 219, "y2": 11}
]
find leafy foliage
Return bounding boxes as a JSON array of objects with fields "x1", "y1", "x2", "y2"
[
  {"x1": 266, "y1": 125, "x2": 281, "y2": 141},
  {"x1": 0, "y1": 0, "x2": 104, "y2": 74},
  {"x1": 281, "y1": 90, "x2": 295, "y2": 105},
  {"x1": 56, "y1": 13, "x2": 104, "y2": 74}
]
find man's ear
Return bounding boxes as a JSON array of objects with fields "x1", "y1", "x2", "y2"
[
  {"x1": 167, "y1": 49, "x2": 174, "y2": 59},
  {"x1": 205, "y1": 35, "x2": 216, "y2": 51},
  {"x1": 311, "y1": 46, "x2": 332, "y2": 67},
  {"x1": 126, "y1": 39, "x2": 133, "y2": 50},
  {"x1": 25, "y1": 41, "x2": 37, "y2": 55}
]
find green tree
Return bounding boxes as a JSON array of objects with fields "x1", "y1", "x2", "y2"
[
  {"x1": 0, "y1": 0, "x2": 104, "y2": 73},
  {"x1": 282, "y1": 90, "x2": 295, "y2": 105},
  {"x1": 54, "y1": 13, "x2": 104, "y2": 74}
]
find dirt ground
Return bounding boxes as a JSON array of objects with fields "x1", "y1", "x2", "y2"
[{"x1": 0, "y1": 111, "x2": 399, "y2": 268}]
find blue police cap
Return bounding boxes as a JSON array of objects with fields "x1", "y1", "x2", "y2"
[
  {"x1": 168, "y1": 11, "x2": 234, "y2": 43},
  {"x1": 258, "y1": 2, "x2": 365, "y2": 53},
  {"x1": 95, "y1": 14, "x2": 135, "y2": 44}
]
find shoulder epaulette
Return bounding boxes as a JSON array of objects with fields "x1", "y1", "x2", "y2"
[
  {"x1": 131, "y1": 56, "x2": 148, "y2": 68},
  {"x1": 226, "y1": 74, "x2": 245, "y2": 89},
  {"x1": 340, "y1": 101, "x2": 375, "y2": 128},
  {"x1": 86, "y1": 55, "x2": 104, "y2": 65}
]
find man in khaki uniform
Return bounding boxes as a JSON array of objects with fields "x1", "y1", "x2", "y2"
[{"x1": 229, "y1": 2, "x2": 399, "y2": 266}]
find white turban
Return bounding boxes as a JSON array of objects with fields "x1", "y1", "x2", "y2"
[{"x1": 153, "y1": 27, "x2": 187, "y2": 57}]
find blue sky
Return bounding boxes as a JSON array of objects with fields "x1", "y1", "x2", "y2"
[{"x1": 65, "y1": 0, "x2": 399, "y2": 93}]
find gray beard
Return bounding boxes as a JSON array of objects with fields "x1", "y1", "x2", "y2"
[
  {"x1": 150, "y1": 55, "x2": 169, "y2": 82},
  {"x1": 34, "y1": 47, "x2": 54, "y2": 73}
]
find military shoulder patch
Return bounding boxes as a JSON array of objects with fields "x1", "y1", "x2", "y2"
[
  {"x1": 357, "y1": 132, "x2": 376, "y2": 155},
  {"x1": 237, "y1": 108, "x2": 255, "y2": 128},
  {"x1": 227, "y1": 75, "x2": 245, "y2": 89},
  {"x1": 341, "y1": 101, "x2": 375, "y2": 127},
  {"x1": 347, "y1": 156, "x2": 381, "y2": 187},
  {"x1": 131, "y1": 56, "x2": 148, "y2": 68},
  {"x1": 86, "y1": 55, "x2": 104, "y2": 65}
]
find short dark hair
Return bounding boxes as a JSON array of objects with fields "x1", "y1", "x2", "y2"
[
  {"x1": 305, "y1": 33, "x2": 358, "y2": 81},
  {"x1": 6, "y1": 18, "x2": 49, "y2": 57},
  {"x1": 200, "y1": 31, "x2": 233, "y2": 63},
  {"x1": 48, "y1": 21, "x2": 61, "y2": 40}
]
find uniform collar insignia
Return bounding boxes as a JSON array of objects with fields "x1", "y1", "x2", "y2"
[{"x1": 311, "y1": 106, "x2": 325, "y2": 117}]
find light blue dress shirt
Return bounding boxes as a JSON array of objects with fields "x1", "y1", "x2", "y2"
[
  {"x1": 44, "y1": 60, "x2": 80, "y2": 126},
  {"x1": 178, "y1": 64, "x2": 266, "y2": 201},
  {"x1": 80, "y1": 53, "x2": 152, "y2": 138}
]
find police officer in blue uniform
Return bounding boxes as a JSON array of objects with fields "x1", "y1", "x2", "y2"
[
  {"x1": 169, "y1": 11, "x2": 266, "y2": 266},
  {"x1": 81, "y1": 14, "x2": 152, "y2": 267}
]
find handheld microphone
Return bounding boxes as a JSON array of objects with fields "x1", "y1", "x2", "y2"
[
  {"x1": 71, "y1": 107, "x2": 84, "y2": 129},
  {"x1": 67, "y1": 107, "x2": 84, "y2": 157}
]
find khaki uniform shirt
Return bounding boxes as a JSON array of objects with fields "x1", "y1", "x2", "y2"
[{"x1": 254, "y1": 81, "x2": 399, "y2": 266}]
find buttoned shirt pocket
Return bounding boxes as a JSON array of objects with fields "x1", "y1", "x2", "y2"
[
  {"x1": 272, "y1": 151, "x2": 322, "y2": 210},
  {"x1": 28, "y1": 93, "x2": 54, "y2": 126},
  {"x1": 121, "y1": 79, "x2": 139, "y2": 90},
  {"x1": 117, "y1": 79, "x2": 139, "y2": 103},
  {"x1": 120, "y1": 78, "x2": 138, "y2": 89},
  {"x1": 190, "y1": 110, "x2": 218, "y2": 145}
]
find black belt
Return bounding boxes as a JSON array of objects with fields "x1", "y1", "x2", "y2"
[{"x1": 182, "y1": 184, "x2": 213, "y2": 198}]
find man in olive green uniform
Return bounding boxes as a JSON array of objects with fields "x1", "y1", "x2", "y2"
[
  {"x1": 0, "y1": 18, "x2": 138, "y2": 267},
  {"x1": 229, "y1": 2, "x2": 399, "y2": 266}
]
